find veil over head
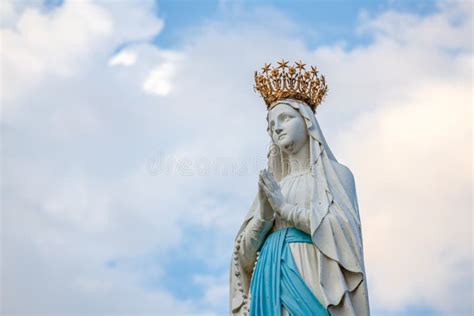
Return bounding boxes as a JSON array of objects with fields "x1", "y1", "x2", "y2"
[{"x1": 230, "y1": 98, "x2": 368, "y2": 313}]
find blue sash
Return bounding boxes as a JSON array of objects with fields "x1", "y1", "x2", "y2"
[{"x1": 249, "y1": 227, "x2": 328, "y2": 316}]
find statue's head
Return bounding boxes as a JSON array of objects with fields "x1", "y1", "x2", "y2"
[
  {"x1": 267, "y1": 101, "x2": 309, "y2": 155},
  {"x1": 255, "y1": 60, "x2": 329, "y2": 176}
]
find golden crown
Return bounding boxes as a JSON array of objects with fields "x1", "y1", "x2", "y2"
[{"x1": 254, "y1": 60, "x2": 328, "y2": 112}]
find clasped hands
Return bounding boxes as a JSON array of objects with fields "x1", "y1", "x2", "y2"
[{"x1": 258, "y1": 169, "x2": 288, "y2": 221}]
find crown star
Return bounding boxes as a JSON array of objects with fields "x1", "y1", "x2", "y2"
[
  {"x1": 295, "y1": 61, "x2": 306, "y2": 71},
  {"x1": 254, "y1": 60, "x2": 328, "y2": 112},
  {"x1": 261, "y1": 63, "x2": 271, "y2": 73},
  {"x1": 277, "y1": 59, "x2": 289, "y2": 69}
]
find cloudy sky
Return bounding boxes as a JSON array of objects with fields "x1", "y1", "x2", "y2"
[{"x1": 1, "y1": 0, "x2": 472, "y2": 315}]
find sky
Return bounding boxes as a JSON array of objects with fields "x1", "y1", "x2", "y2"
[{"x1": 0, "y1": 0, "x2": 472, "y2": 315}]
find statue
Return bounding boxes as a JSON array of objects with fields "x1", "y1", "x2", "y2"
[{"x1": 229, "y1": 60, "x2": 370, "y2": 315}]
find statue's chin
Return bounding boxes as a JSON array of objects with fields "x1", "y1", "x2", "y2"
[
  {"x1": 279, "y1": 138, "x2": 308, "y2": 155},
  {"x1": 280, "y1": 140, "x2": 295, "y2": 154}
]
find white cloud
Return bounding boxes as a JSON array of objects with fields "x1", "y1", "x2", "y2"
[
  {"x1": 109, "y1": 50, "x2": 137, "y2": 66},
  {"x1": 358, "y1": 0, "x2": 472, "y2": 52},
  {"x1": 0, "y1": 0, "x2": 112, "y2": 102},
  {"x1": 0, "y1": 0, "x2": 16, "y2": 27},
  {"x1": 140, "y1": 48, "x2": 184, "y2": 96},
  {"x1": 143, "y1": 61, "x2": 176, "y2": 95},
  {"x1": 0, "y1": 0, "x2": 163, "y2": 105},
  {"x1": 193, "y1": 273, "x2": 228, "y2": 309},
  {"x1": 337, "y1": 82, "x2": 471, "y2": 312}
]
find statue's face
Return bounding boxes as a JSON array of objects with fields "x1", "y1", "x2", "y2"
[{"x1": 267, "y1": 103, "x2": 308, "y2": 155}]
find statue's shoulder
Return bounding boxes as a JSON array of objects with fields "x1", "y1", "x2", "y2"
[
  {"x1": 332, "y1": 161, "x2": 357, "y2": 193},
  {"x1": 330, "y1": 161, "x2": 362, "y2": 213}
]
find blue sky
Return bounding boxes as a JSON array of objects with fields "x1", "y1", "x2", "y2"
[
  {"x1": 1, "y1": 0, "x2": 472, "y2": 315},
  {"x1": 154, "y1": 0, "x2": 440, "y2": 49}
]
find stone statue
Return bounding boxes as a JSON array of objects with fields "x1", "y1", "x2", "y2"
[{"x1": 229, "y1": 61, "x2": 370, "y2": 315}]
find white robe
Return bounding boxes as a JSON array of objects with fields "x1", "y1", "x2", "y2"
[{"x1": 275, "y1": 169, "x2": 370, "y2": 315}]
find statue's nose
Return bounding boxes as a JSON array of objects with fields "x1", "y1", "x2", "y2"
[{"x1": 275, "y1": 128, "x2": 283, "y2": 134}]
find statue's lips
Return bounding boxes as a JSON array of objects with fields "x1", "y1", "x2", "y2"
[{"x1": 278, "y1": 133, "x2": 287, "y2": 140}]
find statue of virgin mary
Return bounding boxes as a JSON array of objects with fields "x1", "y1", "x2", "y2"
[{"x1": 229, "y1": 61, "x2": 370, "y2": 315}]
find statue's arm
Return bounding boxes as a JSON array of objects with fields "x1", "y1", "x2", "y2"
[
  {"x1": 280, "y1": 204, "x2": 311, "y2": 235},
  {"x1": 237, "y1": 214, "x2": 274, "y2": 272},
  {"x1": 259, "y1": 170, "x2": 312, "y2": 235}
]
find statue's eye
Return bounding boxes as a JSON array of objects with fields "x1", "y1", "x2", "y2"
[
  {"x1": 282, "y1": 114, "x2": 291, "y2": 121},
  {"x1": 269, "y1": 121, "x2": 275, "y2": 132}
]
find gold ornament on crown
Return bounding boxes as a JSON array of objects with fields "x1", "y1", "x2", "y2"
[{"x1": 254, "y1": 59, "x2": 328, "y2": 112}]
